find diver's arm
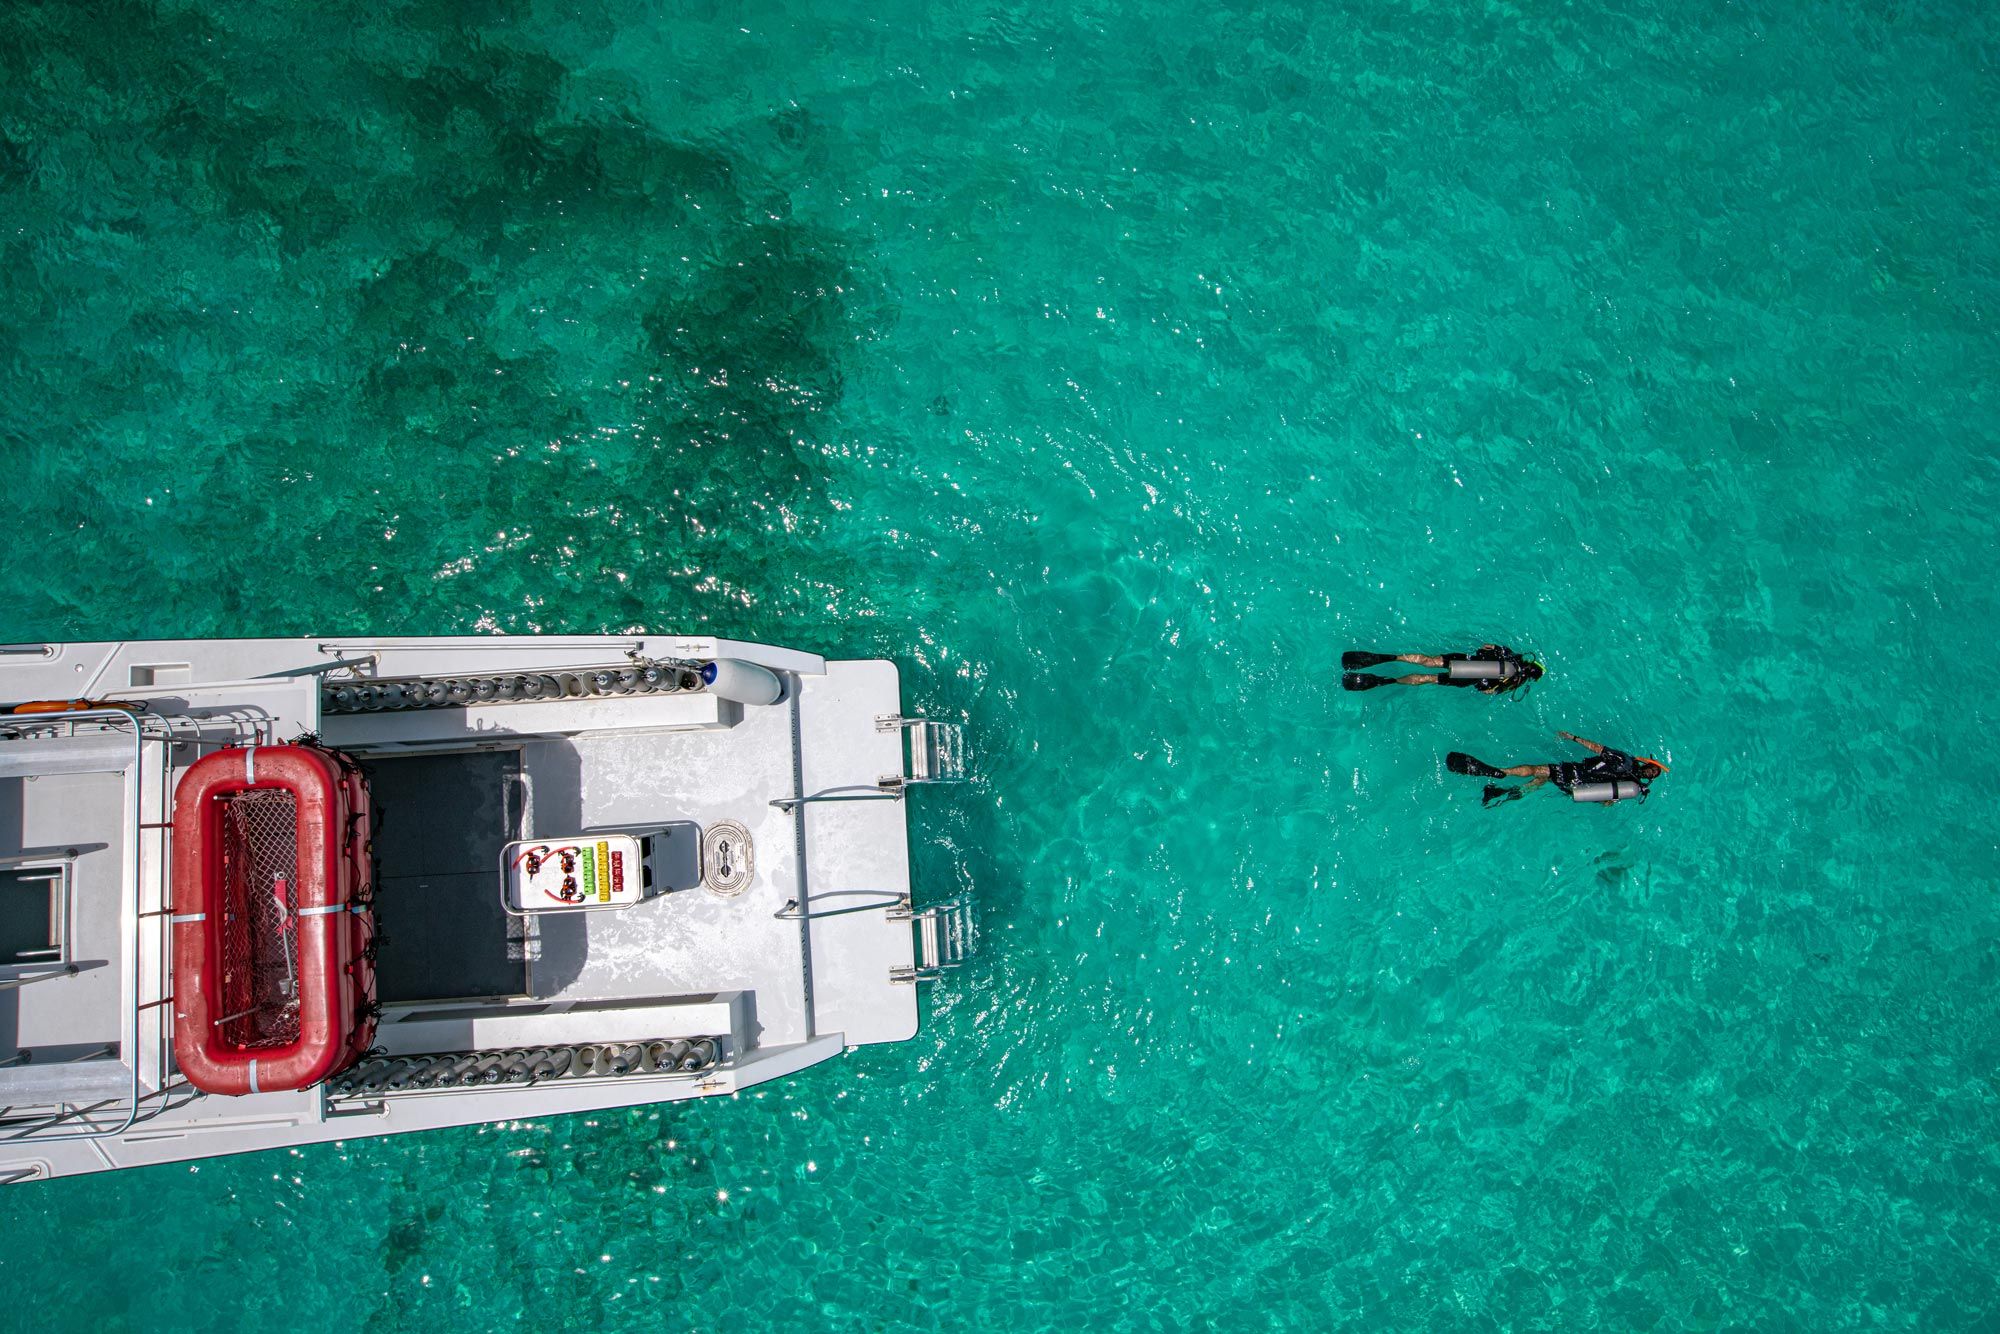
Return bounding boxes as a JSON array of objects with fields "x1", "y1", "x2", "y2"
[{"x1": 1556, "y1": 731, "x2": 1608, "y2": 754}]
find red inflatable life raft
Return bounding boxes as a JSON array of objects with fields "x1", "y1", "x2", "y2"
[{"x1": 171, "y1": 744, "x2": 375, "y2": 1096}]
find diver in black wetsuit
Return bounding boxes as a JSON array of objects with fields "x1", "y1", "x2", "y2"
[
  {"x1": 1343, "y1": 645, "x2": 1543, "y2": 695},
  {"x1": 1447, "y1": 732, "x2": 1666, "y2": 806}
]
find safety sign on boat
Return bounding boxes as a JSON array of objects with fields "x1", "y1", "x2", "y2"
[{"x1": 503, "y1": 834, "x2": 650, "y2": 913}]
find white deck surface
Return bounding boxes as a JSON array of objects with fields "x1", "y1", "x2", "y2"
[
  {"x1": 488, "y1": 663, "x2": 922, "y2": 1049},
  {"x1": 798, "y1": 661, "x2": 920, "y2": 1045},
  {"x1": 0, "y1": 768, "x2": 132, "y2": 1096},
  {"x1": 522, "y1": 693, "x2": 816, "y2": 1045}
]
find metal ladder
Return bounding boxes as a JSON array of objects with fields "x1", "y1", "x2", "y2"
[
  {"x1": 882, "y1": 718, "x2": 967, "y2": 982},
  {"x1": 888, "y1": 898, "x2": 970, "y2": 984},
  {"x1": 772, "y1": 715, "x2": 968, "y2": 812},
  {"x1": 876, "y1": 715, "x2": 966, "y2": 789}
]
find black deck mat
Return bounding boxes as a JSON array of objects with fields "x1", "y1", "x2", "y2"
[
  {"x1": 0, "y1": 869, "x2": 56, "y2": 965},
  {"x1": 364, "y1": 750, "x2": 528, "y2": 1002}
]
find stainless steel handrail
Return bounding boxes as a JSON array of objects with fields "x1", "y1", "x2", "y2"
[
  {"x1": 257, "y1": 656, "x2": 379, "y2": 680},
  {"x1": 772, "y1": 889, "x2": 910, "y2": 921},
  {"x1": 769, "y1": 784, "x2": 904, "y2": 812}
]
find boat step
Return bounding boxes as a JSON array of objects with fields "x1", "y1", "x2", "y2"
[
  {"x1": 888, "y1": 898, "x2": 970, "y2": 984},
  {"x1": 875, "y1": 716, "x2": 967, "y2": 786}
]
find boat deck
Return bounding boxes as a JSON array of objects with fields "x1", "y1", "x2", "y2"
[
  {"x1": 0, "y1": 634, "x2": 949, "y2": 1184},
  {"x1": 526, "y1": 690, "x2": 816, "y2": 1045},
  {"x1": 339, "y1": 658, "x2": 917, "y2": 1049}
]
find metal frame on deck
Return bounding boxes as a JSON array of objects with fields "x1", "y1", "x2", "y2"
[{"x1": 0, "y1": 709, "x2": 238, "y2": 1143}]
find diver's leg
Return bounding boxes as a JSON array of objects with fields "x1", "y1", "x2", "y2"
[
  {"x1": 1396, "y1": 654, "x2": 1446, "y2": 668},
  {"x1": 1345, "y1": 671, "x2": 1448, "y2": 691},
  {"x1": 1480, "y1": 765, "x2": 1551, "y2": 807}
]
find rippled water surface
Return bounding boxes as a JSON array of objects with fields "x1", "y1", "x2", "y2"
[{"x1": 2, "y1": 0, "x2": 1997, "y2": 1328}]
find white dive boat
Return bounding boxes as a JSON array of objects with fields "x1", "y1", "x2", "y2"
[{"x1": 0, "y1": 634, "x2": 968, "y2": 1185}]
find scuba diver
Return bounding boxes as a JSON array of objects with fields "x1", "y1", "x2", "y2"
[
  {"x1": 1343, "y1": 645, "x2": 1543, "y2": 695},
  {"x1": 1447, "y1": 732, "x2": 1666, "y2": 807}
]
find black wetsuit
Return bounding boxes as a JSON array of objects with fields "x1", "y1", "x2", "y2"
[
  {"x1": 1438, "y1": 644, "x2": 1529, "y2": 693},
  {"x1": 1549, "y1": 747, "x2": 1649, "y2": 794}
]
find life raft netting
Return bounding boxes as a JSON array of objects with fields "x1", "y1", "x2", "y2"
[{"x1": 216, "y1": 788, "x2": 302, "y2": 1049}]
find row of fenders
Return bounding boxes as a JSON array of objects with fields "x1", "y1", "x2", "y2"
[{"x1": 328, "y1": 1038, "x2": 726, "y2": 1096}]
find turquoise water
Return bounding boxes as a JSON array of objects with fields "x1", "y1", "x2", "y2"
[{"x1": 2, "y1": 0, "x2": 1997, "y2": 1326}]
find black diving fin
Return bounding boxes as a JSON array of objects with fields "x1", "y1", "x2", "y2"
[
  {"x1": 1481, "y1": 784, "x2": 1523, "y2": 807},
  {"x1": 1446, "y1": 751, "x2": 1508, "y2": 778},
  {"x1": 1341, "y1": 651, "x2": 1396, "y2": 669},
  {"x1": 1343, "y1": 673, "x2": 1392, "y2": 692}
]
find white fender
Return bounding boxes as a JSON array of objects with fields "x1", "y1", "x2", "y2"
[{"x1": 702, "y1": 659, "x2": 785, "y2": 706}]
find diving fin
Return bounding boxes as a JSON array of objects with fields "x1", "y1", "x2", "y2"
[
  {"x1": 1447, "y1": 751, "x2": 1507, "y2": 778},
  {"x1": 1481, "y1": 784, "x2": 1523, "y2": 807},
  {"x1": 1341, "y1": 651, "x2": 1396, "y2": 669},
  {"x1": 1343, "y1": 673, "x2": 1391, "y2": 692}
]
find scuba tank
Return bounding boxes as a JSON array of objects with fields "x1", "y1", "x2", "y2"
[
  {"x1": 1446, "y1": 659, "x2": 1508, "y2": 680},
  {"x1": 409, "y1": 1057, "x2": 449, "y2": 1088},
  {"x1": 680, "y1": 1038, "x2": 719, "y2": 1072},
  {"x1": 378, "y1": 1058, "x2": 427, "y2": 1091},
  {"x1": 526, "y1": 1048, "x2": 572, "y2": 1081},
  {"x1": 457, "y1": 1054, "x2": 506, "y2": 1086},
  {"x1": 1571, "y1": 781, "x2": 1645, "y2": 804},
  {"x1": 358, "y1": 1060, "x2": 415, "y2": 1094},
  {"x1": 591, "y1": 669, "x2": 637, "y2": 695},
  {"x1": 420, "y1": 1055, "x2": 463, "y2": 1087},
  {"x1": 423, "y1": 1055, "x2": 477, "y2": 1087}
]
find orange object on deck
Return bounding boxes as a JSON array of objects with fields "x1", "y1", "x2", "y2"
[{"x1": 5, "y1": 699, "x2": 146, "y2": 715}]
